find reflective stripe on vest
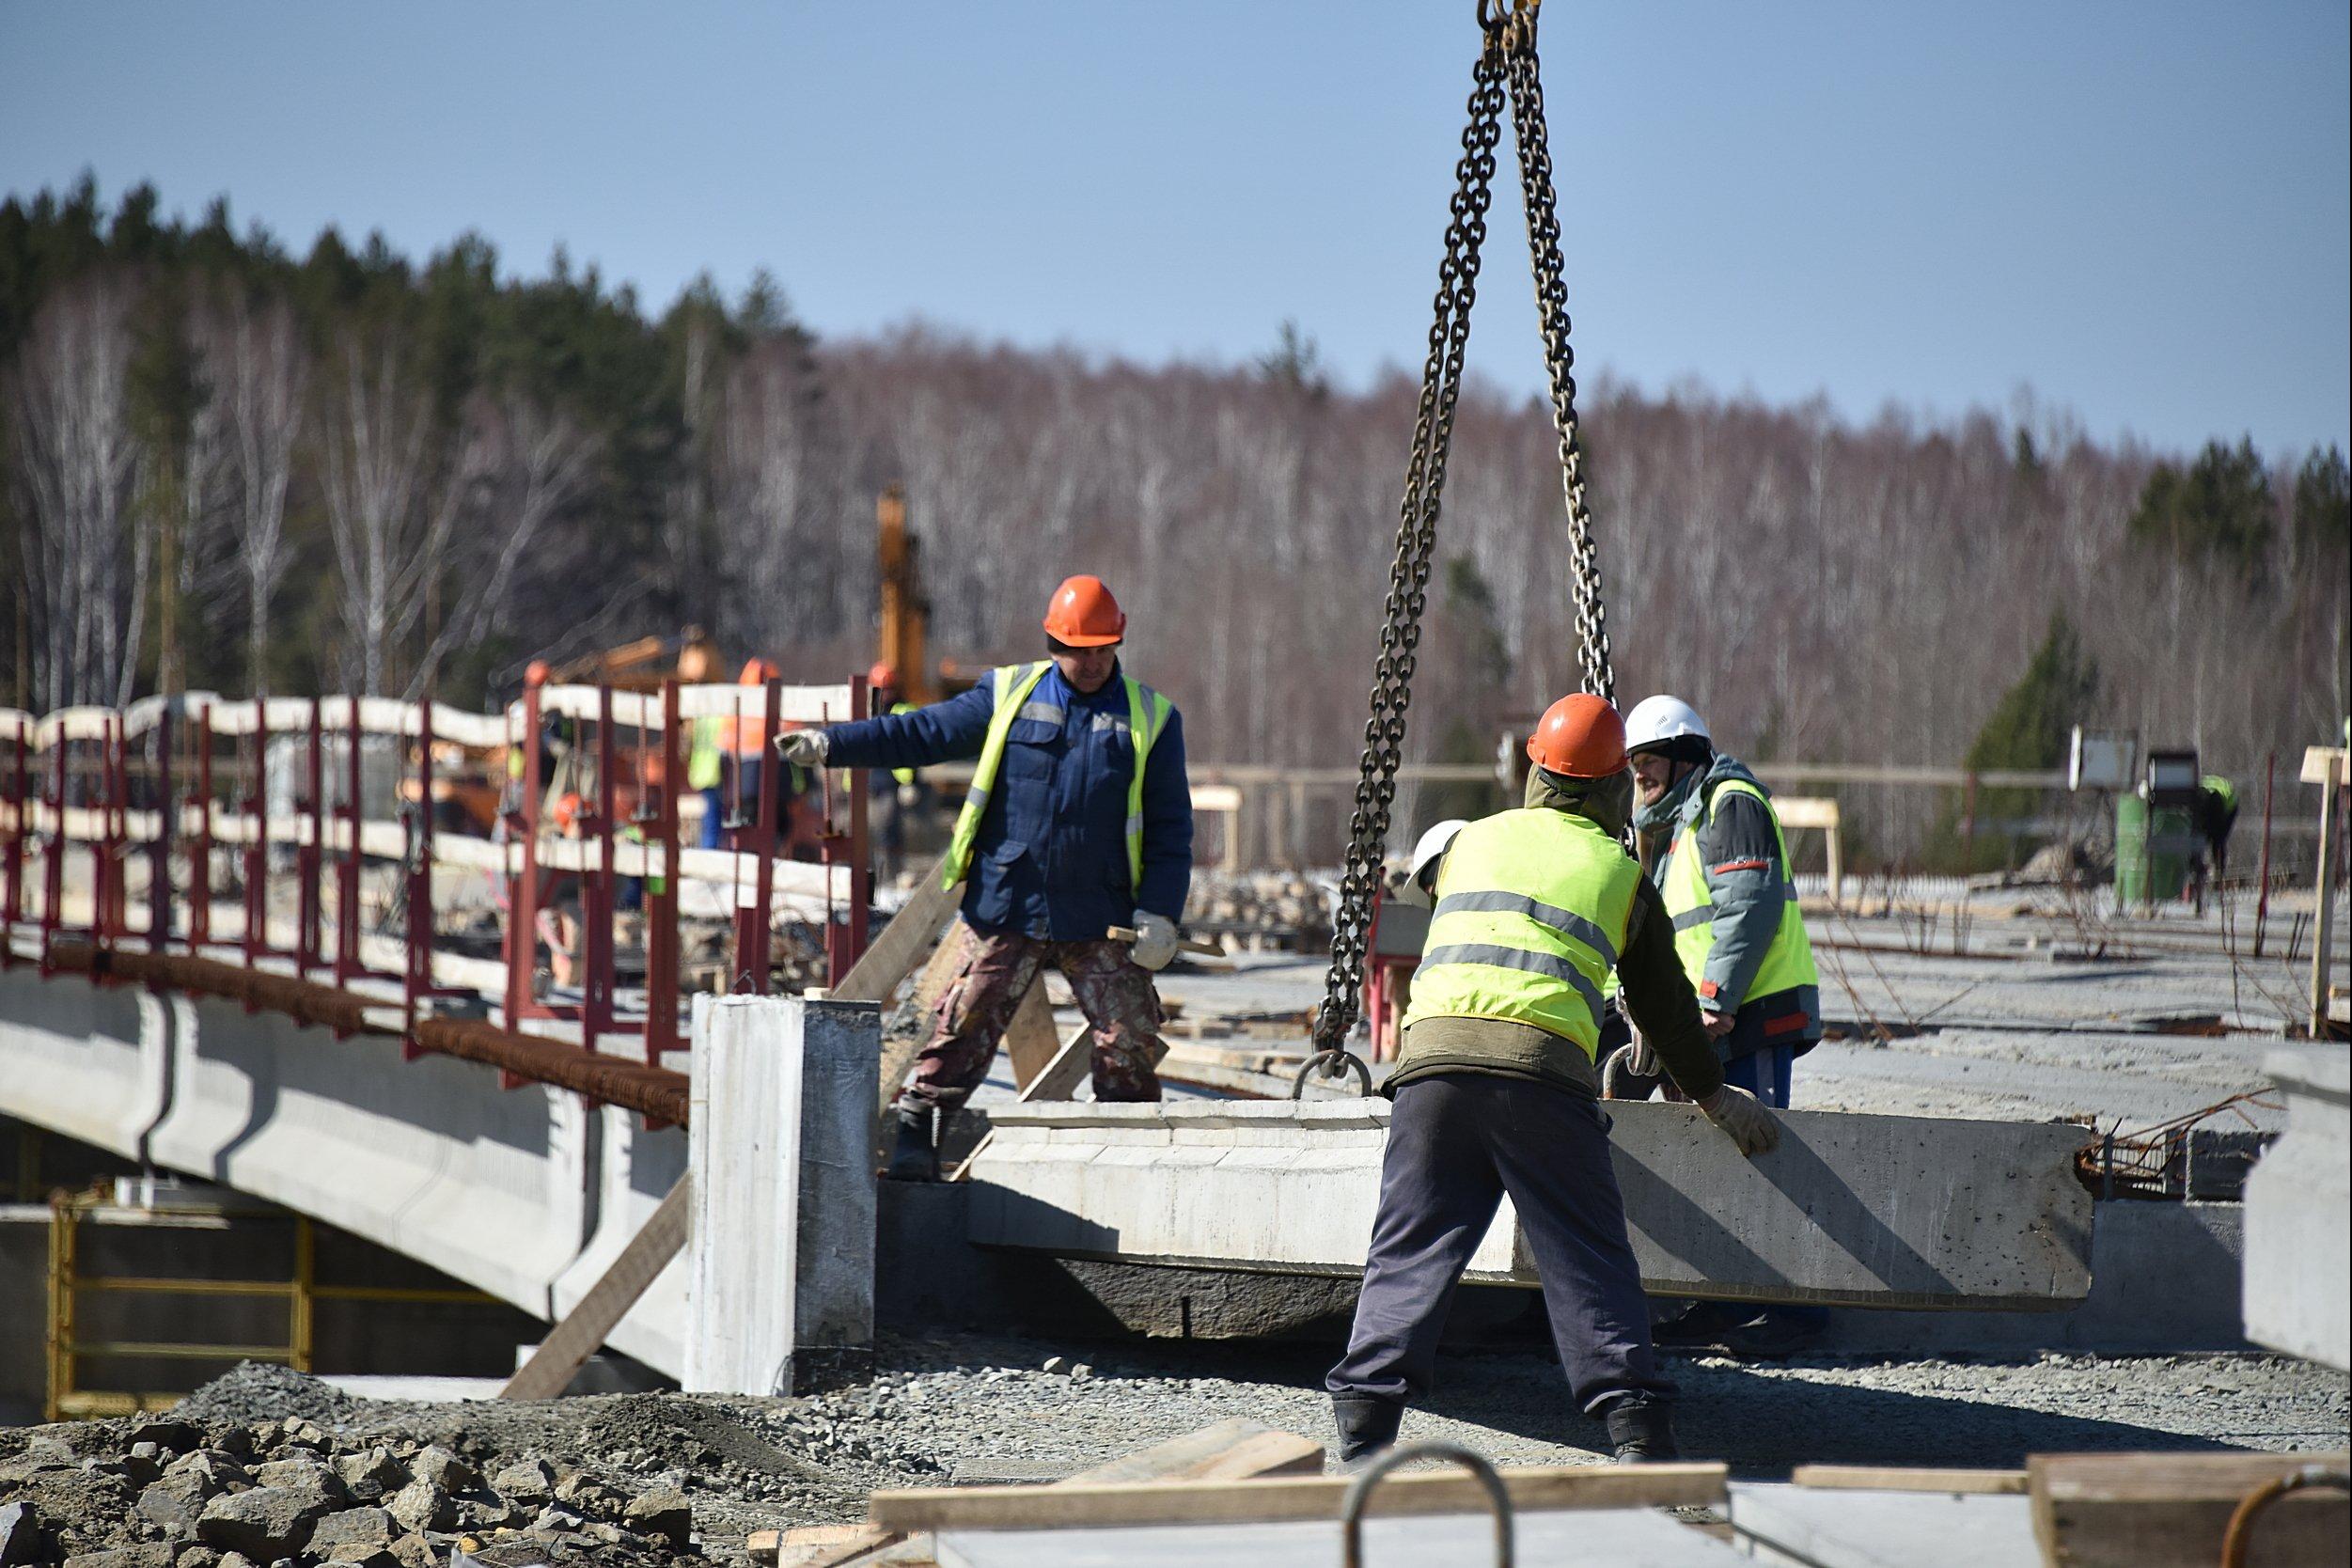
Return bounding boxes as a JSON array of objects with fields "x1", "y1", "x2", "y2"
[
  {"x1": 1399, "y1": 808, "x2": 1642, "y2": 1060},
  {"x1": 1661, "y1": 777, "x2": 1819, "y2": 1006},
  {"x1": 939, "y1": 664, "x2": 1172, "y2": 892}
]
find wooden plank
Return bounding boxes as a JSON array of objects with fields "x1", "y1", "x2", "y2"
[
  {"x1": 1067, "y1": 1417, "x2": 1323, "y2": 1484},
  {"x1": 500, "y1": 1174, "x2": 691, "y2": 1401},
  {"x1": 1792, "y1": 1465, "x2": 2027, "y2": 1495},
  {"x1": 1020, "y1": 1023, "x2": 1099, "y2": 1105},
  {"x1": 1002, "y1": 979, "x2": 1061, "y2": 1091},
  {"x1": 870, "y1": 1462, "x2": 1729, "y2": 1531},
  {"x1": 752, "y1": 1419, "x2": 1325, "y2": 1567},
  {"x1": 2028, "y1": 1451, "x2": 2349, "y2": 1568},
  {"x1": 837, "y1": 856, "x2": 962, "y2": 1004}
]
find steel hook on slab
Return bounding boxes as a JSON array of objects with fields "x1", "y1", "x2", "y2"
[
  {"x1": 2221, "y1": 1466, "x2": 2349, "y2": 1568},
  {"x1": 1292, "y1": 1048, "x2": 1372, "y2": 1100},
  {"x1": 1339, "y1": 1440, "x2": 1513, "y2": 1568}
]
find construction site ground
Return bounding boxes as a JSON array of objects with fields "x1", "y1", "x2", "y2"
[
  {"x1": 1101, "y1": 888, "x2": 2349, "y2": 1132},
  {"x1": 3, "y1": 1339, "x2": 2344, "y2": 1564}
]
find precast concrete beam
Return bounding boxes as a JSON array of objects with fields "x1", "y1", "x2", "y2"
[
  {"x1": 142, "y1": 996, "x2": 594, "y2": 1324},
  {"x1": 0, "y1": 966, "x2": 174, "y2": 1161},
  {"x1": 0, "y1": 964, "x2": 604, "y2": 1343},
  {"x1": 964, "y1": 1098, "x2": 2094, "y2": 1309},
  {"x1": 685, "y1": 996, "x2": 877, "y2": 1394},
  {"x1": 2243, "y1": 1044, "x2": 2350, "y2": 1369}
]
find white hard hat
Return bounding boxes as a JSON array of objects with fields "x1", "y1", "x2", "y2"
[
  {"x1": 1623, "y1": 695, "x2": 1710, "y2": 754},
  {"x1": 1403, "y1": 819, "x2": 1470, "y2": 902}
]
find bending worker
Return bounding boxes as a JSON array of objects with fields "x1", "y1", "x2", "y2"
[
  {"x1": 1623, "y1": 693, "x2": 1826, "y2": 1354},
  {"x1": 1326, "y1": 694, "x2": 1780, "y2": 1467},
  {"x1": 779, "y1": 575, "x2": 1192, "y2": 1180}
]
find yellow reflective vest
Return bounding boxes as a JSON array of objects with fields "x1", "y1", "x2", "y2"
[
  {"x1": 940, "y1": 662, "x2": 1173, "y2": 892},
  {"x1": 1659, "y1": 776, "x2": 1818, "y2": 1010},
  {"x1": 1400, "y1": 807, "x2": 1643, "y2": 1060}
]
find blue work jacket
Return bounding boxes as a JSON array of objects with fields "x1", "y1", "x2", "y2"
[{"x1": 821, "y1": 661, "x2": 1193, "y2": 940}]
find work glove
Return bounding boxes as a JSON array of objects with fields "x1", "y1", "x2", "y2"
[
  {"x1": 1129, "y1": 911, "x2": 1180, "y2": 971},
  {"x1": 776, "y1": 729, "x2": 829, "y2": 768},
  {"x1": 1697, "y1": 1084, "x2": 1780, "y2": 1157}
]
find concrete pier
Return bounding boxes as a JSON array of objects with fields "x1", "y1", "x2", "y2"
[{"x1": 685, "y1": 996, "x2": 878, "y2": 1394}]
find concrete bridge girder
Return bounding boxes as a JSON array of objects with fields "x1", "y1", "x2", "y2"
[{"x1": 1, "y1": 962, "x2": 686, "y2": 1377}]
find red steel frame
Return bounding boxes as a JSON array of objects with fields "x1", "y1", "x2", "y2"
[
  {"x1": 3, "y1": 717, "x2": 26, "y2": 964},
  {"x1": 5, "y1": 673, "x2": 877, "y2": 1118}
]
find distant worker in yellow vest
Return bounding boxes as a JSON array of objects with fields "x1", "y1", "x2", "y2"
[
  {"x1": 1326, "y1": 695, "x2": 1780, "y2": 1468},
  {"x1": 780, "y1": 576, "x2": 1193, "y2": 1180},
  {"x1": 1622, "y1": 693, "x2": 1827, "y2": 1355}
]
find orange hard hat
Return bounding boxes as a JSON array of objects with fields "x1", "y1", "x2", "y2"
[
  {"x1": 1526, "y1": 693, "x2": 1627, "y2": 778},
  {"x1": 739, "y1": 657, "x2": 778, "y2": 684},
  {"x1": 1043, "y1": 575, "x2": 1126, "y2": 648},
  {"x1": 867, "y1": 661, "x2": 900, "y2": 691}
]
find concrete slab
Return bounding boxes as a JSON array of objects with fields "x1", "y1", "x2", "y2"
[
  {"x1": 935, "y1": 1506, "x2": 1745, "y2": 1567},
  {"x1": 2243, "y1": 1045, "x2": 2350, "y2": 1369},
  {"x1": 1729, "y1": 1482, "x2": 2039, "y2": 1568},
  {"x1": 686, "y1": 996, "x2": 878, "y2": 1394},
  {"x1": 966, "y1": 1099, "x2": 2093, "y2": 1309}
]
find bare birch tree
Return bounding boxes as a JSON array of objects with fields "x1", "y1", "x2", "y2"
[{"x1": 6, "y1": 277, "x2": 141, "y2": 709}]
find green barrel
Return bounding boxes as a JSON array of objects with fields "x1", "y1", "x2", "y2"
[
  {"x1": 2115, "y1": 793, "x2": 2147, "y2": 905},
  {"x1": 2115, "y1": 792, "x2": 2193, "y2": 905}
]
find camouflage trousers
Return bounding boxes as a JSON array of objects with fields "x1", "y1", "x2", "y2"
[{"x1": 898, "y1": 927, "x2": 1166, "y2": 1112}]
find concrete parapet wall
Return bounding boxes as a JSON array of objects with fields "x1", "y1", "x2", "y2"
[
  {"x1": 2244, "y1": 1045, "x2": 2350, "y2": 1369},
  {"x1": 966, "y1": 1097, "x2": 2093, "y2": 1310}
]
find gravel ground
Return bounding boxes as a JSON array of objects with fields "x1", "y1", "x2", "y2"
[{"x1": 6, "y1": 1337, "x2": 2342, "y2": 1564}]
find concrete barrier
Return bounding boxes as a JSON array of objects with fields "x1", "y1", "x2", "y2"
[
  {"x1": 685, "y1": 996, "x2": 878, "y2": 1394},
  {"x1": 2244, "y1": 1045, "x2": 2350, "y2": 1369},
  {"x1": 965, "y1": 1098, "x2": 2093, "y2": 1310}
]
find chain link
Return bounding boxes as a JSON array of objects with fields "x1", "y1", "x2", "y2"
[
  {"x1": 1309, "y1": 30, "x2": 1506, "y2": 1061},
  {"x1": 1504, "y1": 5, "x2": 1615, "y2": 704},
  {"x1": 1310, "y1": 0, "x2": 1615, "y2": 1071}
]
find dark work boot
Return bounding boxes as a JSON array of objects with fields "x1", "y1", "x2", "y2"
[
  {"x1": 1330, "y1": 1396, "x2": 1403, "y2": 1470},
  {"x1": 885, "y1": 1105, "x2": 941, "y2": 1183},
  {"x1": 1605, "y1": 1399, "x2": 1681, "y2": 1464}
]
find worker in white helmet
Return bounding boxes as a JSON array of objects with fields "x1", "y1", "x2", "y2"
[{"x1": 1621, "y1": 693, "x2": 1827, "y2": 1355}]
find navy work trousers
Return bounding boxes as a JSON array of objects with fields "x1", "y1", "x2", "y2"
[{"x1": 1326, "y1": 1072, "x2": 1674, "y2": 1417}]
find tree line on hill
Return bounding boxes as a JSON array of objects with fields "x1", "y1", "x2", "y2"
[{"x1": 3, "y1": 180, "x2": 2344, "y2": 864}]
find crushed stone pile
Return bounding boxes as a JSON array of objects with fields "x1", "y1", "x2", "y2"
[{"x1": 0, "y1": 1367, "x2": 770, "y2": 1567}]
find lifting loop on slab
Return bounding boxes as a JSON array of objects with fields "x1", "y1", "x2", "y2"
[
  {"x1": 1340, "y1": 1441, "x2": 1514, "y2": 1568},
  {"x1": 1292, "y1": 1047, "x2": 1372, "y2": 1100},
  {"x1": 2220, "y1": 1465, "x2": 2350, "y2": 1568}
]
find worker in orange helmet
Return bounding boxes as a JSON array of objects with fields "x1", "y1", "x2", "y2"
[
  {"x1": 782, "y1": 575, "x2": 1193, "y2": 1180},
  {"x1": 1325, "y1": 693, "x2": 1779, "y2": 1469}
]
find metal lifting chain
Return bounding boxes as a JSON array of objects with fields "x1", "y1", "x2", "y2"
[
  {"x1": 1309, "y1": 23, "x2": 1506, "y2": 1067},
  {"x1": 1307, "y1": 0, "x2": 1611, "y2": 1077},
  {"x1": 1503, "y1": 1, "x2": 1616, "y2": 703}
]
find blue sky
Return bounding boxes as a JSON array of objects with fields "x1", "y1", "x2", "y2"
[{"x1": 4, "y1": 1, "x2": 2345, "y2": 458}]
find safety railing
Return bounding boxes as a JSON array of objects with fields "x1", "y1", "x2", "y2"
[{"x1": 0, "y1": 676, "x2": 872, "y2": 1080}]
